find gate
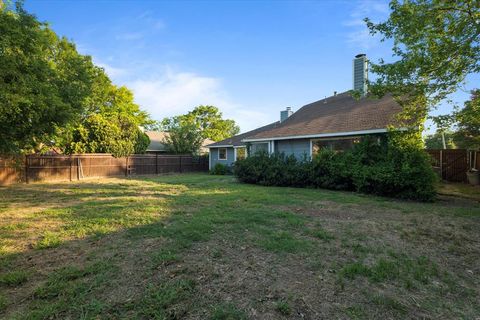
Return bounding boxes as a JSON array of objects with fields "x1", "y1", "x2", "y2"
[{"x1": 426, "y1": 149, "x2": 472, "y2": 183}]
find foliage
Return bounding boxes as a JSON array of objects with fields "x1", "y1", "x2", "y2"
[
  {"x1": 365, "y1": 0, "x2": 480, "y2": 125},
  {"x1": 210, "y1": 163, "x2": 229, "y2": 175},
  {"x1": 234, "y1": 137, "x2": 437, "y2": 201},
  {"x1": 454, "y1": 89, "x2": 480, "y2": 150},
  {"x1": 64, "y1": 113, "x2": 148, "y2": 157},
  {"x1": 0, "y1": 1, "x2": 156, "y2": 156},
  {"x1": 424, "y1": 130, "x2": 457, "y2": 149},
  {"x1": 134, "y1": 131, "x2": 150, "y2": 154},
  {"x1": 162, "y1": 105, "x2": 240, "y2": 141},
  {"x1": 163, "y1": 122, "x2": 204, "y2": 155},
  {"x1": 0, "y1": 1, "x2": 97, "y2": 154}
]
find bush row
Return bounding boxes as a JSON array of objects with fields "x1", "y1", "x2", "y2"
[{"x1": 233, "y1": 138, "x2": 437, "y2": 201}]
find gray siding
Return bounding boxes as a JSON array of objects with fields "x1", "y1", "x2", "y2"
[
  {"x1": 275, "y1": 139, "x2": 311, "y2": 160},
  {"x1": 209, "y1": 147, "x2": 236, "y2": 169}
]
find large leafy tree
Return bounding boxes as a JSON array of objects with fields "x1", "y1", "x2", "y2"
[
  {"x1": 365, "y1": 0, "x2": 480, "y2": 125},
  {"x1": 454, "y1": 89, "x2": 480, "y2": 149},
  {"x1": 64, "y1": 84, "x2": 153, "y2": 156},
  {"x1": 163, "y1": 122, "x2": 204, "y2": 155},
  {"x1": 162, "y1": 105, "x2": 240, "y2": 141},
  {"x1": 0, "y1": 1, "x2": 96, "y2": 154},
  {"x1": 424, "y1": 130, "x2": 457, "y2": 149},
  {"x1": 1, "y1": 1, "x2": 155, "y2": 156}
]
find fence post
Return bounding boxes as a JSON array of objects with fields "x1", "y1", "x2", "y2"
[
  {"x1": 125, "y1": 156, "x2": 129, "y2": 177},
  {"x1": 69, "y1": 155, "x2": 72, "y2": 181},
  {"x1": 25, "y1": 155, "x2": 29, "y2": 184},
  {"x1": 155, "y1": 154, "x2": 158, "y2": 175},
  {"x1": 77, "y1": 157, "x2": 80, "y2": 180},
  {"x1": 179, "y1": 155, "x2": 182, "y2": 173},
  {"x1": 439, "y1": 150, "x2": 443, "y2": 180}
]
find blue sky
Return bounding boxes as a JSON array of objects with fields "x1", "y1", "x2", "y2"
[{"x1": 26, "y1": 0, "x2": 478, "y2": 133}]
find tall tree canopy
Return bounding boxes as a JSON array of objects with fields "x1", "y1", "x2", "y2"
[
  {"x1": 454, "y1": 89, "x2": 480, "y2": 149},
  {"x1": 0, "y1": 1, "x2": 154, "y2": 156},
  {"x1": 365, "y1": 0, "x2": 480, "y2": 124},
  {"x1": 163, "y1": 122, "x2": 204, "y2": 155},
  {"x1": 0, "y1": 1, "x2": 96, "y2": 154},
  {"x1": 64, "y1": 85, "x2": 153, "y2": 157},
  {"x1": 162, "y1": 106, "x2": 240, "y2": 142}
]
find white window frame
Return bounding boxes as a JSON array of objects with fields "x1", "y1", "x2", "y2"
[{"x1": 218, "y1": 148, "x2": 227, "y2": 160}]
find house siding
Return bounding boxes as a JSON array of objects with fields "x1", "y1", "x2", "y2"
[
  {"x1": 209, "y1": 147, "x2": 236, "y2": 169},
  {"x1": 275, "y1": 139, "x2": 311, "y2": 160}
]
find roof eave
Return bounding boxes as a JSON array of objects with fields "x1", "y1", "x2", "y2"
[{"x1": 242, "y1": 128, "x2": 405, "y2": 142}]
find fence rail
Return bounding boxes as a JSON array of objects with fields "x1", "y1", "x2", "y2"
[{"x1": 0, "y1": 154, "x2": 208, "y2": 185}]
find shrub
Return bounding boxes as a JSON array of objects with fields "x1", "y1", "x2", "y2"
[
  {"x1": 234, "y1": 151, "x2": 311, "y2": 186},
  {"x1": 234, "y1": 138, "x2": 437, "y2": 201},
  {"x1": 210, "y1": 163, "x2": 229, "y2": 175}
]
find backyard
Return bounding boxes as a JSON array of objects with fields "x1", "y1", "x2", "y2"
[{"x1": 0, "y1": 173, "x2": 479, "y2": 319}]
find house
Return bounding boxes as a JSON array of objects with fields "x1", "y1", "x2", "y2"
[
  {"x1": 207, "y1": 54, "x2": 404, "y2": 170},
  {"x1": 144, "y1": 131, "x2": 214, "y2": 154}
]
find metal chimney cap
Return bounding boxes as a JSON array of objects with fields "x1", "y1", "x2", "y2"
[
  {"x1": 355, "y1": 53, "x2": 366, "y2": 58},
  {"x1": 286, "y1": 107, "x2": 291, "y2": 111}
]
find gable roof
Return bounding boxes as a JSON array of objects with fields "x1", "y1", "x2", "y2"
[
  {"x1": 145, "y1": 131, "x2": 169, "y2": 151},
  {"x1": 207, "y1": 121, "x2": 280, "y2": 148},
  {"x1": 243, "y1": 92, "x2": 403, "y2": 141},
  {"x1": 145, "y1": 131, "x2": 214, "y2": 153}
]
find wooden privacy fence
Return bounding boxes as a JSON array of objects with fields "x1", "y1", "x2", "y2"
[
  {"x1": 0, "y1": 154, "x2": 208, "y2": 185},
  {"x1": 426, "y1": 149, "x2": 479, "y2": 183}
]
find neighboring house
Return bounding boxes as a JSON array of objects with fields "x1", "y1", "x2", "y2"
[
  {"x1": 144, "y1": 131, "x2": 214, "y2": 154},
  {"x1": 207, "y1": 54, "x2": 404, "y2": 170}
]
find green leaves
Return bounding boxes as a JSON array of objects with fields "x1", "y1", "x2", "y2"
[
  {"x1": 163, "y1": 122, "x2": 204, "y2": 155},
  {"x1": 365, "y1": 0, "x2": 480, "y2": 126},
  {"x1": 162, "y1": 105, "x2": 240, "y2": 142},
  {"x1": 0, "y1": 2, "x2": 97, "y2": 154},
  {"x1": 0, "y1": 1, "x2": 155, "y2": 156}
]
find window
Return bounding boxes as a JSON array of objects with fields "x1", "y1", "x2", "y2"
[
  {"x1": 218, "y1": 148, "x2": 227, "y2": 160},
  {"x1": 236, "y1": 147, "x2": 246, "y2": 160},
  {"x1": 311, "y1": 136, "x2": 362, "y2": 155},
  {"x1": 250, "y1": 142, "x2": 269, "y2": 154}
]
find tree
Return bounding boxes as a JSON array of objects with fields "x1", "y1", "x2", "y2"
[
  {"x1": 162, "y1": 106, "x2": 240, "y2": 141},
  {"x1": 0, "y1": 1, "x2": 97, "y2": 154},
  {"x1": 365, "y1": 0, "x2": 480, "y2": 125},
  {"x1": 424, "y1": 130, "x2": 457, "y2": 149},
  {"x1": 64, "y1": 84, "x2": 154, "y2": 156},
  {"x1": 163, "y1": 123, "x2": 204, "y2": 155},
  {"x1": 454, "y1": 89, "x2": 480, "y2": 149},
  {"x1": 429, "y1": 114, "x2": 455, "y2": 149}
]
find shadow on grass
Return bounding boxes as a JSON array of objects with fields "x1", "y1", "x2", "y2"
[{"x1": 0, "y1": 173, "x2": 479, "y2": 319}]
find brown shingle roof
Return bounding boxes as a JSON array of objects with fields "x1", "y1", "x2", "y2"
[
  {"x1": 244, "y1": 92, "x2": 402, "y2": 141},
  {"x1": 207, "y1": 121, "x2": 280, "y2": 148},
  {"x1": 145, "y1": 131, "x2": 215, "y2": 153}
]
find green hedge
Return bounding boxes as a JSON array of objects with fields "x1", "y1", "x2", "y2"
[
  {"x1": 234, "y1": 138, "x2": 437, "y2": 201},
  {"x1": 210, "y1": 163, "x2": 230, "y2": 175}
]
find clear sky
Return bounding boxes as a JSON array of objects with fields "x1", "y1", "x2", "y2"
[{"x1": 26, "y1": 0, "x2": 478, "y2": 133}]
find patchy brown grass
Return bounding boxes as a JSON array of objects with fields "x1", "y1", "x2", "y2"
[{"x1": 0, "y1": 174, "x2": 479, "y2": 319}]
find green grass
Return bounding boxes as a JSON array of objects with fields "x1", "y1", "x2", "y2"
[
  {"x1": 0, "y1": 294, "x2": 6, "y2": 313},
  {"x1": 339, "y1": 254, "x2": 440, "y2": 289},
  {"x1": 210, "y1": 303, "x2": 247, "y2": 320},
  {"x1": 0, "y1": 173, "x2": 479, "y2": 319},
  {"x1": 0, "y1": 270, "x2": 28, "y2": 286},
  {"x1": 139, "y1": 279, "x2": 196, "y2": 319},
  {"x1": 275, "y1": 300, "x2": 292, "y2": 315}
]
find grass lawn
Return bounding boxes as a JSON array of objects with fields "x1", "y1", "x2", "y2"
[{"x1": 0, "y1": 174, "x2": 479, "y2": 319}]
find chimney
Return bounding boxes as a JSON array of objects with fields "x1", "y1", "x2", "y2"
[
  {"x1": 353, "y1": 53, "x2": 368, "y2": 95},
  {"x1": 280, "y1": 107, "x2": 293, "y2": 122}
]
